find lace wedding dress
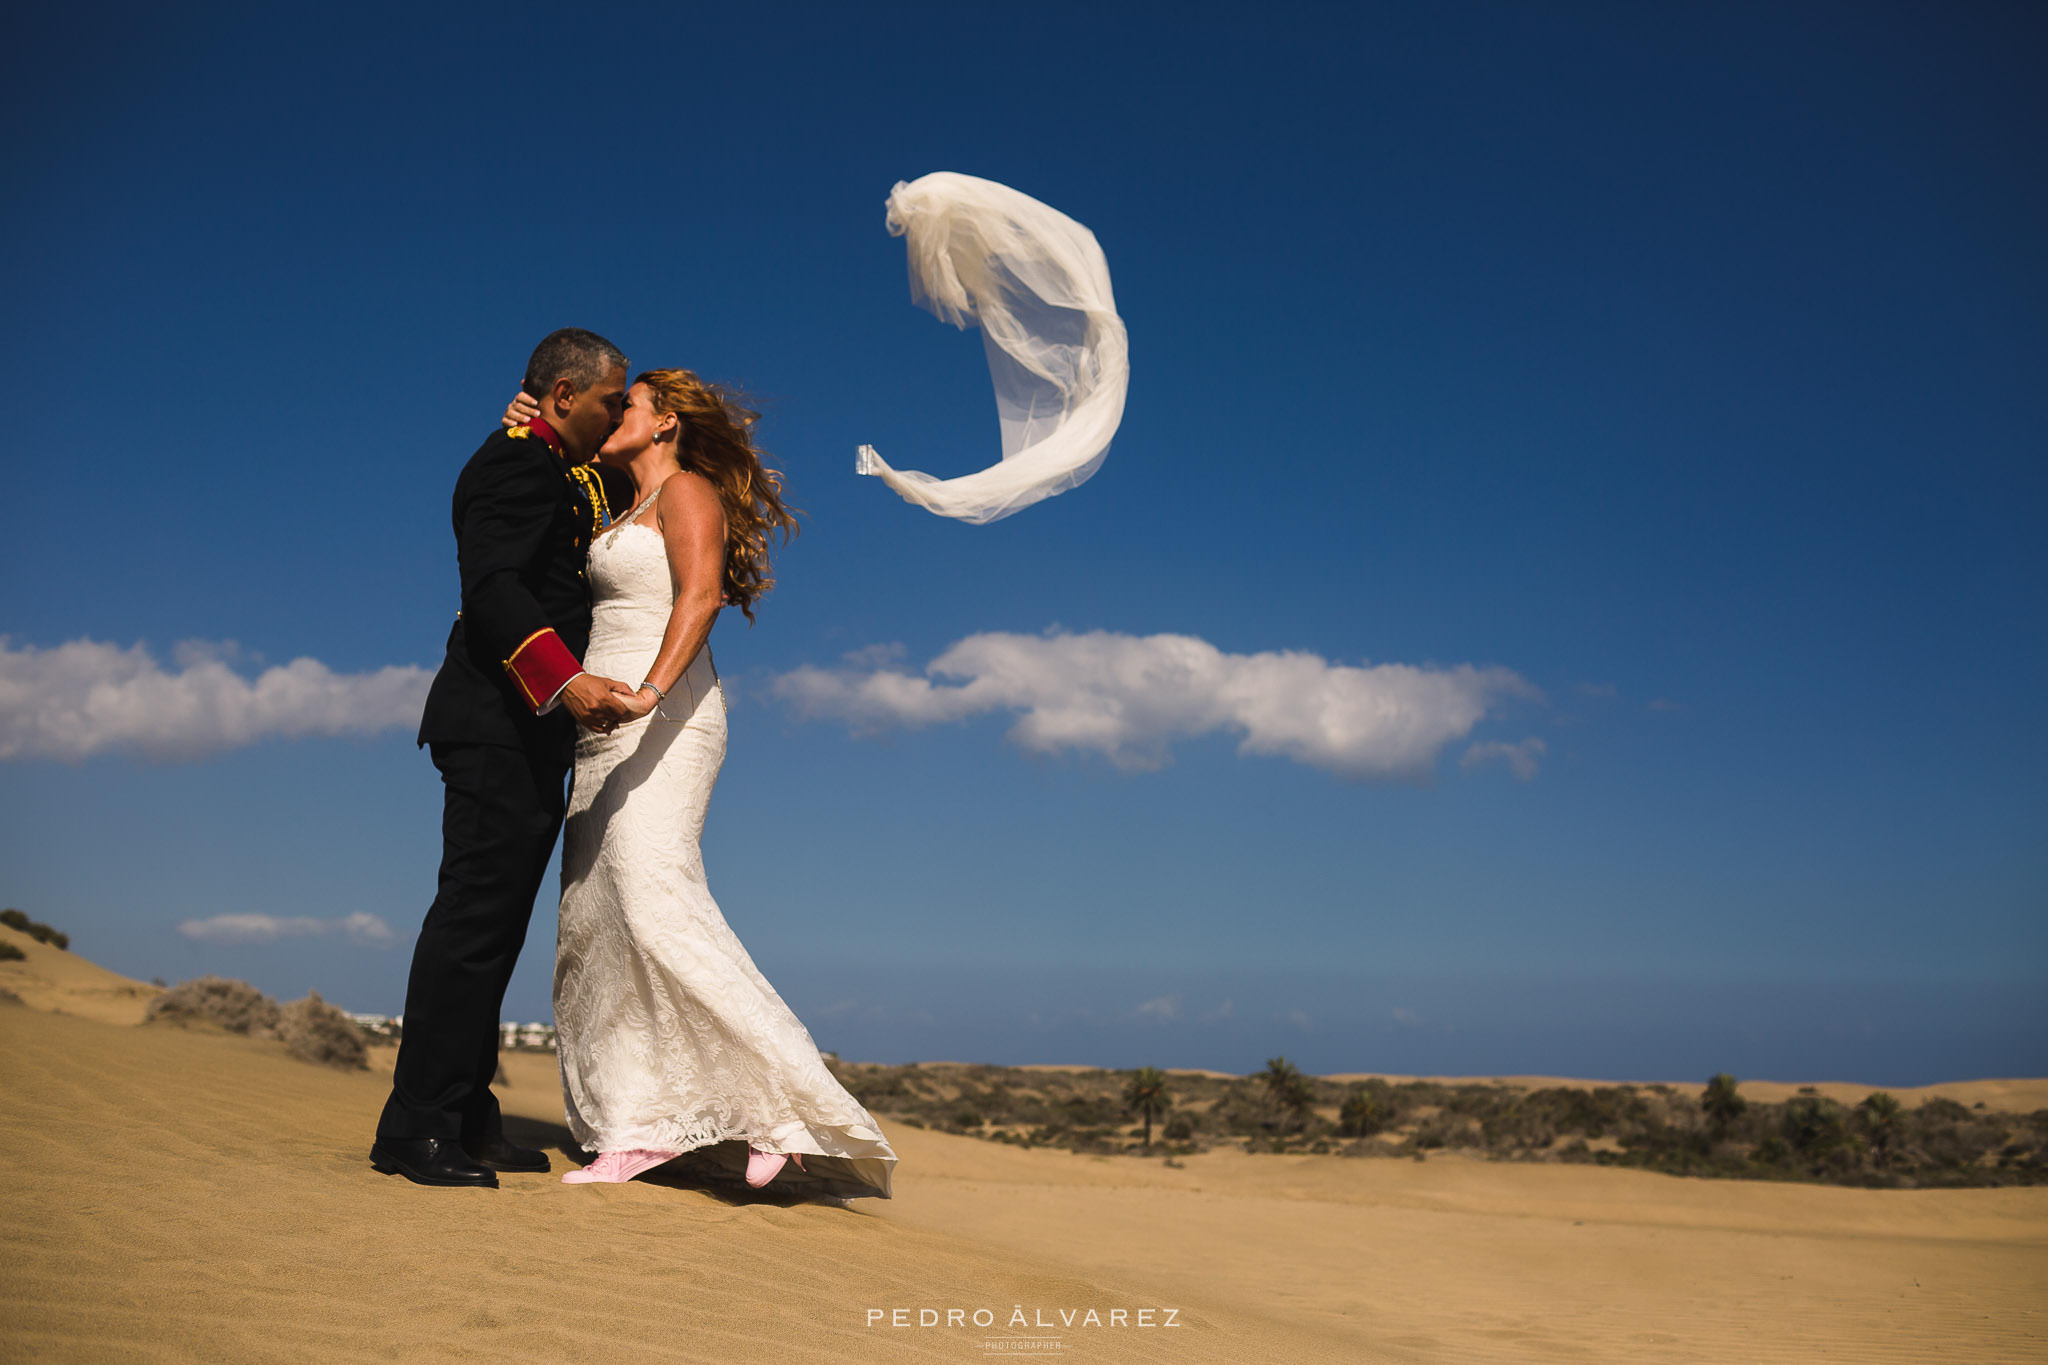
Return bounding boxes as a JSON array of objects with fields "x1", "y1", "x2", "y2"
[{"x1": 555, "y1": 487, "x2": 897, "y2": 1199}]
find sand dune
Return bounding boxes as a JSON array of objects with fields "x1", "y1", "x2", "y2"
[
  {"x1": 0, "y1": 923, "x2": 161, "y2": 1025},
  {"x1": 3, "y1": 972, "x2": 2044, "y2": 1362},
  {"x1": 0, "y1": 1005, "x2": 1343, "y2": 1363}
]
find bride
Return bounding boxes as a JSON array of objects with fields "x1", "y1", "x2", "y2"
[{"x1": 514, "y1": 369, "x2": 896, "y2": 1199}]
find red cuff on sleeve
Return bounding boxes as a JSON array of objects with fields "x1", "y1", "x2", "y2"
[{"x1": 502, "y1": 628, "x2": 582, "y2": 711}]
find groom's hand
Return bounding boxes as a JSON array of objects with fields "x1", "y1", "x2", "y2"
[{"x1": 560, "y1": 672, "x2": 636, "y2": 732}]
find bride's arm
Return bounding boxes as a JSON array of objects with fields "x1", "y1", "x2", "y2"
[
  {"x1": 502, "y1": 391, "x2": 540, "y2": 428},
  {"x1": 622, "y1": 472, "x2": 727, "y2": 714}
]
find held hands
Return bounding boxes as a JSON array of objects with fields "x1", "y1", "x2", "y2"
[
  {"x1": 502, "y1": 391, "x2": 541, "y2": 429},
  {"x1": 560, "y1": 673, "x2": 638, "y2": 733},
  {"x1": 613, "y1": 681, "x2": 659, "y2": 721}
]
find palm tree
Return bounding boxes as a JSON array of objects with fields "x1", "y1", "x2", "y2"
[
  {"x1": 1857, "y1": 1092, "x2": 1904, "y2": 1166},
  {"x1": 1701, "y1": 1073, "x2": 1747, "y2": 1141},
  {"x1": 1123, "y1": 1067, "x2": 1172, "y2": 1150},
  {"x1": 1262, "y1": 1056, "x2": 1315, "y2": 1133},
  {"x1": 1338, "y1": 1085, "x2": 1381, "y2": 1138}
]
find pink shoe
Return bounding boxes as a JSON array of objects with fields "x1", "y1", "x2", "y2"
[
  {"x1": 562, "y1": 1149, "x2": 681, "y2": 1184},
  {"x1": 745, "y1": 1145, "x2": 808, "y2": 1188}
]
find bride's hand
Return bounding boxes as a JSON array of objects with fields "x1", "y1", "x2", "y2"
[
  {"x1": 615, "y1": 683, "x2": 658, "y2": 719},
  {"x1": 502, "y1": 391, "x2": 541, "y2": 428}
]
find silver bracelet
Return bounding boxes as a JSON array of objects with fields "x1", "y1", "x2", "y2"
[{"x1": 639, "y1": 679, "x2": 668, "y2": 701}]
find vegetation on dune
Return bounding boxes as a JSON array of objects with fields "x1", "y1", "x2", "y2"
[
  {"x1": 146, "y1": 977, "x2": 367, "y2": 1071},
  {"x1": 1, "y1": 909, "x2": 69, "y2": 950},
  {"x1": 818, "y1": 1056, "x2": 2046, "y2": 1190},
  {"x1": 1123, "y1": 1066, "x2": 1171, "y2": 1150},
  {"x1": 1702, "y1": 1072, "x2": 1746, "y2": 1139},
  {"x1": 277, "y1": 990, "x2": 368, "y2": 1070},
  {"x1": 146, "y1": 976, "x2": 283, "y2": 1036},
  {"x1": 0, "y1": 942, "x2": 24, "y2": 963}
]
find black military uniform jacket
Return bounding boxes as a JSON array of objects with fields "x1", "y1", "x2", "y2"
[{"x1": 417, "y1": 420, "x2": 613, "y2": 755}]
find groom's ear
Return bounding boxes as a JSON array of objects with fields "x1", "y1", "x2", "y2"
[{"x1": 546, "y1": 376, "x2": 580, "y2": 415}]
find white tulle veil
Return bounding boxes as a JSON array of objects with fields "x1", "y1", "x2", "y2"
[{"x1": 857, "y1": 172, "x2": 1129, "y2": 524}]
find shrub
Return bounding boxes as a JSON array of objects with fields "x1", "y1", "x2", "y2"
[
  {"x1": 0, "y1": 942, "x2": 23, "y2": 963},
  {"x1": 145, "y1": 976, "x2": 282, "y2": 1036},
  {"x1": 1056, "y1": 1093, "x2": 1125, "y2": 1127},
  {"x1": 0, "y1": 909, "x2": 68, "y2": 950},
  {"x1": 278, "y1": 991, "x2": 368, "y2": 1070},
  {"x1": 1781, "y1": 1096, "x2": 1851, "y2": 1155},
  {"x1": 1414, "y1": 1113, "x2": 1483, "y2": 1150},
  {"x1": 1339, "y1": 1085, "x2": 1384, "y2": 1138},
  {"x1": 849, "y1": 1073, "x2": 911, "y2": 1107},
  {"x1": 1701, "y1": 1074, "x2": 1747, "y2": 1139},
  {"x1": 1917, "y1": 1098, "x2": 1974, "y2": 1126}
]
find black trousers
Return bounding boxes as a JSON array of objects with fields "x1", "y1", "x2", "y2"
[{"x1": 376, "y1": 739, "x2": 569, "y2": 1144}]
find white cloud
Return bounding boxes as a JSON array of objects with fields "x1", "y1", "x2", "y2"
[
  {"x1": 772, "y1": 629, "x2": 1536, "y2": 780},
  {"x1": 1134, "y1": 995, "x2": 1181, "y2": 1021},
  {"x1": 1461, "y1": 736, "x2": 1547, "y2": 780},
  {"x1": 178, "y1": 912, "x2": 396, "y2": 946},
  {"x1": 1391, "y1": 1006, "x2": 1422, "y2": 1026},
  {"x1": 335, "y1": 912, "x2": 394, "y2": 943},
  {"x1": 0, "y1": 637, "x2": 432, "y2": 761}
]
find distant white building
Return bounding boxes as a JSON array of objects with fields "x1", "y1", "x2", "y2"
[
  {"x1": 328, "y1": 1010, "x2": 551, "y2": 1047},
  {"x1": 347, "y1": 1012, "x2": 399, "y2": 1039},
  {"x1": 500, "y1": 1021, "x2": 557, "y2": 1050}
]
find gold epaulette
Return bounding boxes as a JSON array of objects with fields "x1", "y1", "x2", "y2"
[
  {"x1": 507, "y1": 425, "x2": 532, "y2": 440},
  {"x1": 565, "y1": 461, "x2": 612, "y2": 533}
]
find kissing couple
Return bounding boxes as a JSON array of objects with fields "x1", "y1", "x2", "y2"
[{"x1": 369, "y1": 328, "x2": 896, "y2": 1199}]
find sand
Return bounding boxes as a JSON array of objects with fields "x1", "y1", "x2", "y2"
[
  {"x1": 3, "y1": 952, "x2": 2044, "y2": 1363},
  {"x1": 0, "y1": 923, "x2": 162, "y2": 1025}
]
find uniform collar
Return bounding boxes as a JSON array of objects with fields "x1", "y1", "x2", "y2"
[{"x1": 526, "y1": 416, "x2": 565, "y2": 455}]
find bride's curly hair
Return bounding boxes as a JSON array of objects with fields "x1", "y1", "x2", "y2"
[{"x1": 634, "y1": 368, "x2": 800, "y2": 623}]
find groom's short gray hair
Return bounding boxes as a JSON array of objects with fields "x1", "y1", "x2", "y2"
[{"x1": 523, "y1": 327, "x2": 628, "y2": 398}]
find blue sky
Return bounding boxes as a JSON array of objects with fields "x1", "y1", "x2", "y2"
[{"x1": 2, "y1": 1, "x2": 2042, "y2": 1084}]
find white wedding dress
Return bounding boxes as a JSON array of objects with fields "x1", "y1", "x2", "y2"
[{"x1": 554, "y1": 488, "x2": 897, "y2": 1199}]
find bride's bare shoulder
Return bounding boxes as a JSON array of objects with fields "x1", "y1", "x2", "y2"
[
  {"x1": 657, "y1": 469, "x2": 725, "y2": 534},
  {"x1": 661, "y1": 468, "x2": 719, "y2": 503}
]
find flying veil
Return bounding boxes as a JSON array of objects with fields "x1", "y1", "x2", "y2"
[{"x1": 857, "y1": 172, "x2": 1129, "y2": 524}]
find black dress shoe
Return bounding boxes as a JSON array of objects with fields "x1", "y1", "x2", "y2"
[
  {"x1": 370, "y1": 1137, "x2": 500, "y2": 1187},
  {"x1": 465, "y1": 1134, "x2": 550, "y2": 1174}
]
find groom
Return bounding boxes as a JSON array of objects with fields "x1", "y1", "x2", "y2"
[{"x1": 371, "y1": 327, "x2": 638, "y2": 1188}]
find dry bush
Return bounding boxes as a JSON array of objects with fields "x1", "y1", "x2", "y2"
[
  {"x1": 0, "y1": 909, "x2": 68, "y2": 950},
  {"x1": 278, "y1": 991, "x2": 368, "y2": 1070},
  {"x1": 145, "y1": 976, "x2": 282, "y2": 1037},
  {"x1": 0, "y1": 942, "x2": 24, "y2": 963}
]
